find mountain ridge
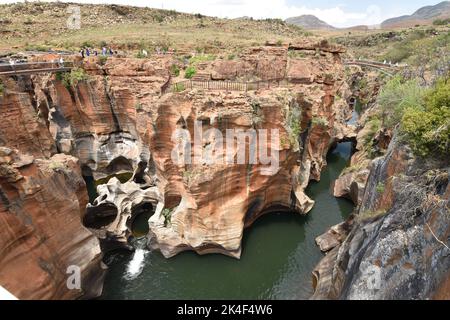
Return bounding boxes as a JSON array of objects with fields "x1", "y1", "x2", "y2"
[{"x1": 285, "y1": 15, "x2": 335, "y2": 30}]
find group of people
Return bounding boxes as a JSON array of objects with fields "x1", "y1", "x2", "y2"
[{"x1": 80, "y1": 46, "x2": 116, "y2": 58}]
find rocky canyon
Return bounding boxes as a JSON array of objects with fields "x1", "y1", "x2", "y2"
[{"x1": 0, "y1": 41, "x2": 357, "y2": 299}]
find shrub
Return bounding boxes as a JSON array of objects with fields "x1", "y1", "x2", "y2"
[
  {"x1": 185, "y1": 66, "x2": 197, "y2": 79},
  {"x1": 174, "y1": 82, "x2": 186, "y2": 92},
  {"x1": 433, "y1": 18, "x2": 450, "y2": 26},
  {"x1": 400, "y1": 79, "x2": 450, "y2": 157},
  {"x1": 378, "y1": 76, "x2": 425, "y2": 128},
  {"x1": 311, "y1": 116, "x2": 328, "y2": 127},
  {"x1": 61, "y1": 68, "x2": 88, "y2": 88},
  {"x1": 376, "y1": 182, "x2": 385, "y2": 193},
  {"x1": 81, "y1": 41, "x2": 94, "y2": 48},
  {"x1": 170, "y1": 64, "x2": 180, "y2": 76},
  {"x1": 135, "y1": 51, "x2": 147, "y2": 59},
  {"x1": 160, "y1": 208, "x2": 173, "y2": 227},
  {"x1": 384, "y1": 46, "x2": 411, "y2": 63},
  {"x1": 284, "y1": 102, "x2": 302, "y2": 149},
  {"x1": 98, "y1": 56, "x2": 108, "y2": 65},
  {"x1": 0, "y1": 80, "x2": 4, "y2": 97}
]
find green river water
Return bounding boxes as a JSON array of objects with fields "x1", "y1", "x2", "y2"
[{"x1": 100, "y1": 140, "x2": 355, "y2": 300}]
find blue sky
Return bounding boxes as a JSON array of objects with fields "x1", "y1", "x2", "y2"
[{"x1": 0, "y1": 0, "x2": 446, "y2": 27}]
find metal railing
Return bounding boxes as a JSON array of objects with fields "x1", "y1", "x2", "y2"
[
  {"x1": 162, "y1": 78, "x2": 289, "y2": 95},
  {"x1": 0, "y1": 61, "x2": 73, "y2": 76}
]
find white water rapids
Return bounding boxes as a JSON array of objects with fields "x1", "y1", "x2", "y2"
[{"x1": 124, "y1": 248, "x2": 147, "y2": 280}]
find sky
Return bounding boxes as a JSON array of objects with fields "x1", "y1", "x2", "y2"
[{"x1": 0, "y1": 0, "x2": 446, "y2": 27}]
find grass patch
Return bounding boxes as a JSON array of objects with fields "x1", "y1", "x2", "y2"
[
  {"x1": 357, "y1": 209, "x2": 388, "y2": 222},
  {"x1": 189, "y1": 54, "x2": 216, "y2": 65}
]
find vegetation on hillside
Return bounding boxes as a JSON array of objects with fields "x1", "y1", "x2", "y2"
[
  {"x1": 0, "y1": 2, "x2": 310, "y2": 54},
  {"x1": 57, "y1": 68, "x2": 89, "y2": 88},
  {"x1": 401, "y1": 79, "x2": 450, "y2": 157},
  {"x1": 376, "y1": 75, "x2": 449, "y2": 158}
]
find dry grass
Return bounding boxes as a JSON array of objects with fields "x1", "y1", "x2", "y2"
[{"x1": 0, "y1": 2, "x2": 311, "y2": 54}]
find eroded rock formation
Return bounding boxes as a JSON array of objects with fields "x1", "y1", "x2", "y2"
[
  {"x1": 312, "y1": 137, "x2": 450, "y2": 299},
  {"x1": 1, "y1": 42, "x2": 354, "y2": 297},
  {"x1": 0, "y1": 148, "x2": 105, "y2": 299}
]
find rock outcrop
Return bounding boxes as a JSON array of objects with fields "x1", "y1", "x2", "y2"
[
  {"x1": 146, "y1": 46, "x2": 352, "y2": 257},
  {"x1": 0, "y1": 148, "x2": 105, "y2": 299},
  {"x1": 312, "y1": 136, "x2": 450, "y2": 299}
]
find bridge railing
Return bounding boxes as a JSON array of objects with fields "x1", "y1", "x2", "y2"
[
  {"x1": 0, "y1": 61, "x2": 74, "y2": 74},
  {"x1": 162, "y1": 78, "x2": 287, "y2": 95}
]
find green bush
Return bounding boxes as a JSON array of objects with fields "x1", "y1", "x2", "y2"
[
  {"x1": 98, "y1": 56, "x2": 108, "y2": 65},
  {"x1": 376, "y1": 182, "x2": 385, "y2": 193},
  {"x1": 61, "y1": 68, "x2": 88, "y2": 88},
  {"x1": 0, "y1": 80, "x2": 4, "y2": 97},
  {"x1": 311, "y1": 116, "x2": 328, "y2": 127},
  {"x1": 383, "y1": 46, "x2": 411, "y2": 63},
  {"x1": 170, "y1": 64, "x2": 180, "y2": 76},
  {"x1": 433, "y1": 18, "x2": 450, "y2": 26},
  {"x1": 378, "y1": 76, "x2": 425, "y2": 128},
  {"x1": 400, "y1": 79, "x2": 450, "y2": 157},
  {"x1": 185, "y1": 66, "x2": 197, "y2": 79}
]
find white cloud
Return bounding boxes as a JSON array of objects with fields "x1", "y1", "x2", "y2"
[{"x1": 0, "y1": 0, "x2": 396, "y2": 27}]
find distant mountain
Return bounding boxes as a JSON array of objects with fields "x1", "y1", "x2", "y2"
[
  {"x1": 381, "y1": 1, "x2": 450, "y2": 28},
  {"x1": 285, "y1": 15, "x2": 335, "y2": 30}
]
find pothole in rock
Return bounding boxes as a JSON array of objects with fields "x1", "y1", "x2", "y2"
[
  {"x1": 83, "y1": 203, "x2": 118, "y2": 229},
  {"x1": 128, "y1": 202, "x2": 155, "y2": 238}
]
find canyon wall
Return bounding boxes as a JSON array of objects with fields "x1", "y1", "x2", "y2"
[
  {"x1": 0, "y1": 148, "x2": 105, "y2": 299},
  {"x1": 312, "y1": 136, "x2": 450, "y2": 299},
  {"x1": 0, "y1": 42, "x2": 354, "y2": 297}
]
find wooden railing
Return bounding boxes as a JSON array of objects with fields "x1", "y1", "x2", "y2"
[{"x1": 162, "y1": 78, "x2": 289, "y2": 95}]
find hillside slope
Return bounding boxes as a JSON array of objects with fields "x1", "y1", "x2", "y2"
[
  {"x1": 286, "y1": 15, "x2": 335, "y2": 30},
  {"x1": 382, "y1": 1, "x2": 450, "y2": 28},
  {"x1": 0, "y1": 2, "x2": 309, "y2": 54}
]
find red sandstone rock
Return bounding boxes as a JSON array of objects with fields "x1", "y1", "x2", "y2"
[{"x1": 0, "y1": 148, "x2": 105, "y2": 299}]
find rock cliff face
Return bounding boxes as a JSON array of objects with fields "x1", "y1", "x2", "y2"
[
  {"x1": 0, "y1": 148, "x2": 105, "y2": 299},
  {"x1": 145, "y1": 46, "x2": 353, "y2": 258},
  {"x1": 312, "y1": 136, "x2": 450, "y2": 299},
  {"x1": 0, "y1": 43, "x2": 353, "y2": 297}
]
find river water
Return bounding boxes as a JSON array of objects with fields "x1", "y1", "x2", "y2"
[{"x1": 100, "y1": 140, "x2": 354, "y2": 299}]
